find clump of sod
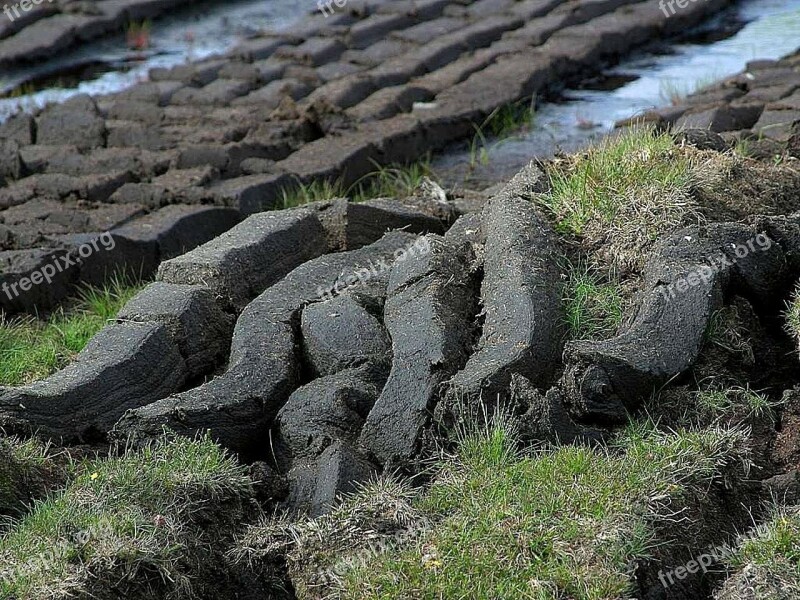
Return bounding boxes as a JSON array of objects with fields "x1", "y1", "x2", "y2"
[
  {"x1": 0, "y1": 435, "x2": 254, "y2": 600},
  {"x1": 715, "y1": 506, "x2": 800, "y2": 600},
  {"x1": 237, "y1": 415, "x2": 749, "y2": 599},
  {"x1": 0, "y1": 276, "x2": 142, "y2": 386},
  {"x1": 539, "y1": 127, "x2": 699, "y2": 271},
  {"x1": 232, "y1": 477, "x2": 425, "y2": 598},
  {"x1": 538, "y1": 126, "x2": 800, "y2": 273}
]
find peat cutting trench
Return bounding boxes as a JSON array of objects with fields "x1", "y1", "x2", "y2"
[{"x1": 1, "y1": 1, "x2": 800, "y2": 599}]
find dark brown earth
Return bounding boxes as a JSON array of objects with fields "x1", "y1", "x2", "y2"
[{"x1": 0, "y1": 0, "x2": 736, "y2": 313}]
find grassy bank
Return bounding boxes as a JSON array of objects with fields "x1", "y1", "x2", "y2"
[
  {"x1": 0, "y1": 277, "x2": 142, "y2": 386},
  {"x1": 0, "y1": 436, "x2": 253, "y2": 600},
  {"x1": 236, "y1": 418, "x2": 750, "y2": 599}
]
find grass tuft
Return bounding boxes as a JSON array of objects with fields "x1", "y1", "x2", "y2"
[
  {"x1": 280, "y1": 178, "x2": 347, "y2": 209},
  {"x1": 658, "y1": 76, "x2": 720, "y2": 106},
  {"x1": 784, "y1": 284, "x2": 800, "y2": 346},
  {"x1": 468, "y1": 100, "x2": 536, "y2": 169},
  {"x1": 715, "y1": 506, "x2": 800, "y2": 600},
  {"x1": 355, "y1": 160, "x2": 434, "y2": 200},
  {"x1": 695, "y1": 387, "x2": 778, "y2": 423},
  {"x1": 0, "y1": 276, "x2": 142, "y2": 386},
  {"x1": 562, "y1": 260, "x2": 626, "y2": 340},
  {"x1": 280, "y1": 160, "x2": 436, "y2": 208},
  {"x1": 539, "y1": 127, "x2": 699, "y2": 271}
]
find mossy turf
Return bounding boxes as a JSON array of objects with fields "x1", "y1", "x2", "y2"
[
  {"x1": 0, "y1": 436, "x2": 253, "y2": 600},
  {"x1": 0, "y1": 277, "x2": 142, "y2": 386}
]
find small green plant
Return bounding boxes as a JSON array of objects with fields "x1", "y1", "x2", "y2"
[
  {"x1": 484, "y1": 100, "x2": 536, "y2": 139},
  {"x1": 467, "y1": 99, "x2": 536, "y2": 170},
  {"x1": 0, "y1": 276, "x2": 142, "y2": 386},
  {"x1": 785, "y1": 286, "x2": 800, "y2": 345},
  {"x1": 733, "y1": 137, "x2": 751, "y2": 158},
  {"x1": 563, "y1": 260, "x2": 625, "y2": 340},
  {"x1": 280, "y1": 159, "x2": 437, "y2": 208},
  {"x1": 468, "y1": 123, "x2": 491, "y2": 169}
]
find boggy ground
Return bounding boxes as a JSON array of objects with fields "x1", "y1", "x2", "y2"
[
  {"x1": 0, "y1": 0, "x2": 737, "y2": 314},
  {"x1": 1, "y1": 125, "x2": 800, "y2": 599}
]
